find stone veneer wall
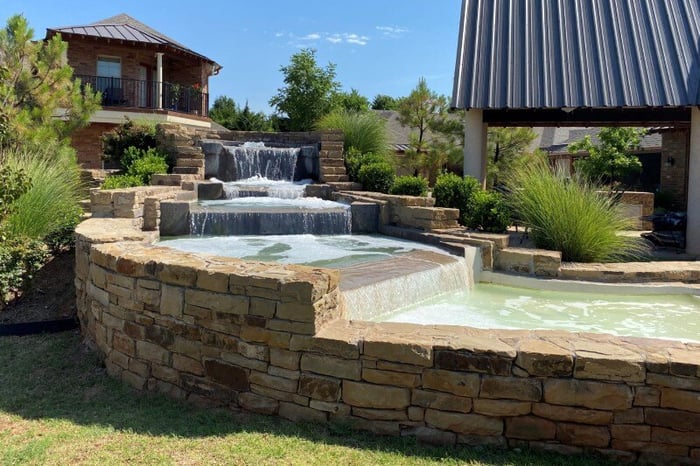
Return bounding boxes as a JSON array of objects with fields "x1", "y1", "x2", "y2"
[
  {"x1": 660, "y1": 130, "x2": 689, "y2": 211},
  {"x1": 75, "y1": 212, "x2": 700, "y2": 464}
]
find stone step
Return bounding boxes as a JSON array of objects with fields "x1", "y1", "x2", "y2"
[
  {"x1": 177, "y1": 158, "x2": 205, "y2": 168},
  {"x1": 322, "y1": 174, "x2": 349, "y2": 182},
  {"x1": 79, "y1": 198, "x2": 91, "y2": 213},
  {"x1": 327, "y1": 182, "x2": 362, "y2": 191},
  {"x1": 151, "y1": 174, "x2": 201, "y2": 186},
  {"x1": 319, "y1": 150, "x2": 344, "y2": 158},
  {"x1": 321, "y1": 158, "x2": 347, "y2": 167},
  {"x1": 174, "y1": 146, "x2": 203, "y2": 157},
  {"x1": 174, "y1": 166, "x2": 202, "y2": 175},
  {"x1": 321, "y1": 166, "x2": 348, "y2": 175}
]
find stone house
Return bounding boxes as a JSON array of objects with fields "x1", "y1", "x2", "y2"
[{"x1": 45, "y1": 13, "x2": 222, "y2": 168}]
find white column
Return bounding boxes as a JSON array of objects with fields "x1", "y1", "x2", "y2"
[
  {"x1": 156, "y1": 52, "x2": 164, "y2": 109},
  {"x1": 686, "y1": 108, "x2": 700, "y2": 254},
  {"x1": 463, "y1": 109, "x2": 488, "y2": 186}
]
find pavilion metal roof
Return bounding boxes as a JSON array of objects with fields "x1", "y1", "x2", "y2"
[
  {"x1": 452, "y1": 0, "x2": 700, "y2": 110},
  {"x1": 48, "y1": 14, "x2": 221, "y2": 71}
]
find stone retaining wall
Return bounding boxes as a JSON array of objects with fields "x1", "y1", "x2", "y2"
[
  {"x1": 333, "y1": 191, "x2": 460, "y2": 231},
  {"x1": 75, "y1": 216, "x2": 700, "y2": 465}
]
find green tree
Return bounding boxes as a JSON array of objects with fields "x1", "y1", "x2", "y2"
[
  {"x1": 209, "y1": 96, "x2": 273, "y2": 132},
  {"x1": 209, "y1": 96, "x2": 239, "y2": 129},
  {"x1": 568, "y1": 127, "x2": 644, "y2": 184},
  {"x1": 236, "y1": 102, "x2": 273, "y2": 131},
  {"x1": 334, "y1": 88, "x2": 370, "y2": 112},
  {"x1": 0, "y1": 15, "x2": 100, "y2": 148},
  {"x1": 269, "y1": 49, "x2": 340, "y2": 131},
  {"x1": 397, "y1": 78, "x2": 463, "y2": 184},
  {"x1": 487, "y1": 127, "x2": 539, "y2": 187},
  {"x1": 371, "y1": 94, "x2": 399, "y2": 110}
]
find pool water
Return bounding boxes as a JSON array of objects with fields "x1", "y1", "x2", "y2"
[
  {"x1": 159, "y1": 234, "x2": 456, "y2": 269},
  {"x1": 379, "y1": 283, "x2": 700, "y2": 342}
]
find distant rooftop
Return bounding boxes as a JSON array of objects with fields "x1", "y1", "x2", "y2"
[
  {"x1": 536, "y1": 127, "x2": 662, "y2": 154},
  {"x1": 452, "y1": 0, "x2": 700, "y2": 110},
  {"x1": 47, "y1": 13, "x2": 221, "y2": 72}
]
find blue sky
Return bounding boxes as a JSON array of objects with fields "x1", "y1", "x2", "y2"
[{"x1": 0, "y1": 1, "x2": 462, "y2": 113}]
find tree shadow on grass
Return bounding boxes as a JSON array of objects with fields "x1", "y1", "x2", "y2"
[{"x1": 0, "y1": 332, "x2": 615, "y2": 466}]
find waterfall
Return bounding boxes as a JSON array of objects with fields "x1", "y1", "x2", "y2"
[
  {"x1": 224, "y1": 144, "x2": 300, "y2": 181},
  {"x1": 341, "y1": 250, "x2": 471, "y2": 321},
  {"x1": 188, "y1": 200, "x2": 352, "y2": 236}
]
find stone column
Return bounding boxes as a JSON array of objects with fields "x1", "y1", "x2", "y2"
[
  {"x1": 156, "y1": 52, "x2": 164, "y2": 110},
  {"x1": 686, "y1": 108, "x2": 700, "y2": 255},
  {"x1": 463, "y1": 109, "x2": 488, "y2": 186}
]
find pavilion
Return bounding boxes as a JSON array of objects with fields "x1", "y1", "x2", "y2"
[{"x1": 451, "y1": 0, "x2": 700, "y2": 253}]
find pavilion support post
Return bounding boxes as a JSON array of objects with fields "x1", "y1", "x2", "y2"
[
  {"x1": 686, "y1": 108, "x2": 700, "y2": 255},
  {"x1": 463, "y1": 109, "x2": 488, "y2": 187}
]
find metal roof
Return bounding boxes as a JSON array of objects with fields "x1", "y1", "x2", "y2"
[
  {"x1": 452, "y1": 0, "x2": 700, "y2": 110},
  {"x1": 48, "y1": 14, "x2": 221, "y2": 71}
]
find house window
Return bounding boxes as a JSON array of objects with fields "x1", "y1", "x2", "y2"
[{"x1": 96, "y1": 57, "x2": 123, "y2": 105}]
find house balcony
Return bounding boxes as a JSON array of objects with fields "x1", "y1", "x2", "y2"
[{"x1": 76, "y1": 75, "x2": 209, "y2": 117}]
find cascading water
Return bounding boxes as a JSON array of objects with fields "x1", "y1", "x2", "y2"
[
  {"x1": 225, "y1": 142, "x2": 300, "y2": 181},
  {"x1": 189, "y1": 197, "x2": 352, "y2": 236},
  {"x1": 190, "y1": 141, "x2": 351, "y2": 236},
  {"x1": 340, "y1": 250, "x2": 471, "y2": 321}
]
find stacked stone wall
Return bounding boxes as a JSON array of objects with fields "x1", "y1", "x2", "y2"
[
  {"x1": 333, "y1": 191, "x2": 459, "y2": 231},
  {"x1": 660, "y1": 130, "x2": 689, "y2": 210},
  {"x1": 75, "y1": 215, "x2": 700, "y2": 464}
]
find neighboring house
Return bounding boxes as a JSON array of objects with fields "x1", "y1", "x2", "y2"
[
  {"x1": 535, "y1": 127, "x2": 664, "y2": 193},
  {"x1": 375, "y1": 110, "x2": 463, "y2": 175},
  {"x1": 46, "y1": 13, "x2": 222, "y2": 168}
]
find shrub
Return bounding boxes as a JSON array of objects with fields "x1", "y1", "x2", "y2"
[
  {"x1": 466, "y1": 190, "x2": 511, "y2": 233},
  {"x1": 316, "y1": 110, "x2": 388, "y2": 156},
  {"x1": 0, "y1": 236, "x2": 48, "y2": 305},
  {"x1": 129, "y1": 151, "x2": 168, "y2": 184},
  {"x1": 102, "y1": 147, "x2": 168, "y2": 189},
  {"x1": 433, "y1": 172, "x2": 481, "y2": 225},
  {"x1": 345, "y1": 149, "x2": 390, "y2": 181},
  {"x1": 389, "y1": 176, "x2": 428, "y2": 196},
  {"x1": 0, "y1": 165, "x2": 31, "y2": 220},
  {"x1": 358, "y1": 162, "x2": 395, "y2": 193},
  {"x1": 102, "y1": 119, "x2": 158, "y2": 168},
  {"x1": 505, "y1": 159, "x2": 646, "y2": 262},
  {"x1": 101, "y1": 174, "x2": 144, "y2": 190},
  {"x1": 1, "y1": 146, "x2": 82, "y2": 241}
]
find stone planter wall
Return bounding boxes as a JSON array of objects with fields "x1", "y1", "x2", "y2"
[
  {"x1": 75, "y1": 215, "x2": 700, "y2": 465},
  {"x1": 333, "y1": 191, "x2": 460, "y2": 231}
]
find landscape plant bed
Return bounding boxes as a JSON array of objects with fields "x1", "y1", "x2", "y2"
[{"x1": 0, "y1": 249, "x2": 77, "y2": 329}]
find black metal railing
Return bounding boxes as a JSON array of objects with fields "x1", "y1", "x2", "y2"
[{"x1": 76, "y1": 75, "x2": 208, "y2": 117}]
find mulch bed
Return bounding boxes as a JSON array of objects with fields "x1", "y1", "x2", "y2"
[{"x1": 0, "y1": 249, "x2": 77, "y2": 327}]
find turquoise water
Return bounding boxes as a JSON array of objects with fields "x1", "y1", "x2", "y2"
[
  {"x1": 159, "y1": 234, "x2": 455, "y2": 269},
  {"x1": 379, "y1": 283, "x2": 700, "y2": 342}
]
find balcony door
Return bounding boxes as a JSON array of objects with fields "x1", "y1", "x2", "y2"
[
  {"x1": 137, "y1": 66, "x2": 148, "y2": 107},
  {"x1": 97, "y1": 57, "x2": 122, "y2": 105}
]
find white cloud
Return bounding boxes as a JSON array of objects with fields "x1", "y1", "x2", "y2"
[
  {"x1": 376, "y1": 25, "x2": 408, "y2": 38},
  {"x1": 345, "y1": 33, "x2": 369, "y2": 45},
  {"x1": 282, "y1": 31, "x2": 370, "y2": 47}
]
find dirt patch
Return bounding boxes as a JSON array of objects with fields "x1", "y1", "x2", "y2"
[{"x1": 0, "y1": 249, "x2": 76, "y2": 324}]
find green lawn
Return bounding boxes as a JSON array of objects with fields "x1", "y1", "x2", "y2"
[{"x1": 0, "y1": 332, "x2": 617, "y2": 465}]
